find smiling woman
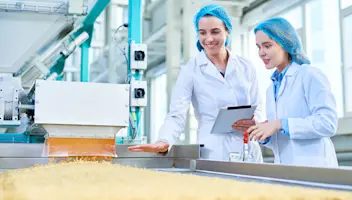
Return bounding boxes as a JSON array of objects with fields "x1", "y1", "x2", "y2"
[
  {"x1": 198, "y1": 15, "x2": 229, "y2": 53},
  {"x1": 197, "y1": 15, "x2": 229, "y2": 74},
  {"x1": 193, "y1": 5, "x2": 233, "y2": 71},
  {"x1": 128, "y1": 4, "x2": 265, "y2": 163}
]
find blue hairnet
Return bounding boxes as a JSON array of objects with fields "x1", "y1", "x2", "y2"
[
  {"x1": 193, "y1": 4, "x2": 232, "y2": 52},
  {"x1": 254, "y1": 17, "x2": 310, "y2": 65}
]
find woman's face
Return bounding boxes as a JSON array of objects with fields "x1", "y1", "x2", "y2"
[
  {"x1": 198, "y1": 16, "x2": 228, "y2": 55},
  {"x1": 255, "y1": 30, "x2": 289, "y2": 70}
]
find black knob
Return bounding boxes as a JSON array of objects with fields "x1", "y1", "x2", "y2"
[
  {"x1": 134, "y1": 51, "x2": 145, "y2": 61},
  {"x1": 134, "y1": 88, "x2": 145, "y2": 99}
]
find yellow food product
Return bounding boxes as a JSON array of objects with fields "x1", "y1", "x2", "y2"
[
  {"x1": 1, "y1": 161, "x2": 351, "y2": 200},
  {"x1": 43, "y1": 137, "x2": 117, "y2": 157}
]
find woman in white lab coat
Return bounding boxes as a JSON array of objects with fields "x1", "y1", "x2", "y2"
[
  {"x1": 235, "y1": 17, "x2": 338, "y2": 167},
  {"x1": 128, "y1": 4, "x2": 264, "y2": 162}
]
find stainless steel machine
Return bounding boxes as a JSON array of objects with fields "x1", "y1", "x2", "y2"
[
  {"x1": 1, "y1": 144, "x2": 352, "y2": 192},
  {"x1": 0, "y1": 0, "x2": 148, "y2": 157}
]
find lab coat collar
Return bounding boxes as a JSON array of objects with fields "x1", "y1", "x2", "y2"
[
  {"x1": 270, "y1": 62, "x2": 291, "y2": 82},
  {"x1": 285, "y1": 62, "x2": 299, "y2": 76},
  {"x1": 196, "y1": 49, "x2": 237, "y2": 83},
  {"x1": 276, "y1": 62, "x2": 299, "y2": 100}
]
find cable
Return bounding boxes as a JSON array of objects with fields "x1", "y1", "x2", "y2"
[
  {"x1": 112, "y1": 23, "x2": 129, "y2": 79},
  {"x1": 131, "y1": 109, "x2": 142, "y2": 140},
  {"x1": 112, "y1": 23, "x2": 143, "y2": 142},
  {"x1": 124, "y1": 73, "x2": 133, "y2": 84}
]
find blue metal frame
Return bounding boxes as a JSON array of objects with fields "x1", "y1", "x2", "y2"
[
  {"x1": 127, "y1": 0, "x2": 143, "y2": 139},
  {"x1": 76, "y1": 0, "x2": 111, "y2": 82},
  {"x1": 80, "y1": 42, "x2": 90, "y2": 82},
  {"x1": 0, "y1": 133, "x2": 44, "y2": 143}
]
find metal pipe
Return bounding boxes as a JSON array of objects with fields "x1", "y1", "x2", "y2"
[
  {"x1": 128, "y1": 0, "x2": 142, "y2": 44},
  {"x1": 128, "y1": 0, "x2": 142, "y2": 138},
  {"x1": 61, "y1": 32, "x2": 89, "y2": 58},
  {"x1": 0, "y1": 1, "x2": 68, "y2": 15},
  {"x1": 201, "y1": 0, "x2": 251, "y2": 7},
  {"x1": 18, "y1": 105, "x2": 35, "y2": 110},
  {"x1": 80, "y1": 43, "x2": 89, "y2": 82},
  {"x1": 106, "y1": 4, "x2": 117, "y2": 83}
]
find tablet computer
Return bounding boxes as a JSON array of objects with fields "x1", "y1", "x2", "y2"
[{"x1": 210, "y1": 105, "x2": 257, "y2": 134}]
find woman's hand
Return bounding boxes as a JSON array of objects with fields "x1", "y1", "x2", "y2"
[
  {"x1": 232, "y1": 119, "x2": 256, "y2": 132},
  {"x1": 127, "y1": 141, "x2": 169, "y2": 153},
  {"x1": 247, "y1": 120, "x2": 282, "y2": 142}
]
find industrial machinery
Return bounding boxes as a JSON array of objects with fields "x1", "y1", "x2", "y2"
[
  {"x1": 0, "y1": 0, "x2": 352, "y2": 196},
  {"x1": 1, "y1": 144, "x2": 352, "y2": 193},
  {"x1": 0, "y1": 0, "x2": 148, "y2": 157}
]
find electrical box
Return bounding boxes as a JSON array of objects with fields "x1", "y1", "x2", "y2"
[
  {"x1": 130, "y1": 80, "x2": 147, "y2": 107},
  {"x1": 130, "y1": 43, "x2": 147, "y2": 70}
]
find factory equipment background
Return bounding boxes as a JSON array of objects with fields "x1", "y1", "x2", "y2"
[
  {"x1": 0, "y1": 0, "x2": 352, "y2": 197},
  {"x1": 67, "y1": 0, "x2": 352, "y2": 166},
  {"x1": 0, "y1": 0, "x2": 352, "y2": 164}
]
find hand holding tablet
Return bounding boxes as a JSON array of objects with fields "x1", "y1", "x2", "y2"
[{"x1": 210, "y1": 105, "x2": 257, "y2": 135}]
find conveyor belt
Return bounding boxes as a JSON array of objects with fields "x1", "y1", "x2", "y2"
[{"x1": 1, "y1": 143, "x2": 352, "y2": 192}]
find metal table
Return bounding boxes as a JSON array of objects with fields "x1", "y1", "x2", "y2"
[{"x1": 1, "y1": 144, "x2": 352, "y2": 191}]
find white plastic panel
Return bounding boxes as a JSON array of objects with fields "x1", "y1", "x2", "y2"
[
  {"x1": 2, "y1": 0, "x2": 69, "y2": 3},
  {"x1": 34, "y1": 80, "x2": 130, "y2": 127},
  {"x1": 42, "y1": 125, "x2": 123, "y2": 138}
]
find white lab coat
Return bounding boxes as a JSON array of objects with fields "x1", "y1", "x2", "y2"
[
  {"x1": 158, "y1": 50, "x2": 264, "y2": 162},
  {"x1": 264, "y1": 62, "x2": 338, "y2": 167}
]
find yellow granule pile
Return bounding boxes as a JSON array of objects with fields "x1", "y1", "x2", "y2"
[{"x1": 1, "y1": 161, "x2": 351, "y2": 200}]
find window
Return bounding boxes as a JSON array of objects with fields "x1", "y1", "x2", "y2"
[
  {"x1": 278, "y1": 6, "x2": 303, "y2": 30},
  {"x1": 112, "y1": 5, "x2": 124, "y2": 29},
  {"x1": 66, "y1": 53, "x2": 73, "y2": 67},
  {"x1": 93, "y1": 23, "x2": 102, "y2": 41},
  {"x1": 149, "y1": 74, "x2": 167, "y2": 143},
  {"x1": 88, "y1": 48, "x2": 102, "y2": 66},
  {"x1": 305, "y1": 0, "x2": 344, "y2": 117},
  {"x1": 71, "y1": 51, "x2": 76, "y2": 66},
  {"x1": 343, "y1": 14, "x2": 352, "y2": 114},
  {"x1": 123, "y1": 6, "x2": 129, "y2": 24},
  {"x1": 89, "y1": 49, "x2": 93, "y2": 65},
  {"x1": 341, "y1": 0, "x2": 352, "y2": 9},
  {"x1": 279, "y1": 7, "x2": 305, "y2": 54},
  {"x1": 189, "y1": 105, "x2": 198, "y2": 144},
  {"x1": 306, "y1": 0, "x2": 325, "y2": 63}
]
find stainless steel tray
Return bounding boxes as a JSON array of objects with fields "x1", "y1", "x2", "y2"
[{"x1": 1, "y1": 144, "x2": 352, "y2": 191}]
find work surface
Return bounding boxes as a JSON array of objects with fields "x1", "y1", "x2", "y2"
[
  {"x1": 1, "y1": 161, "x2": 352, "y2": 200},
  {"x1": 1, "y1": 144, "x2": 352, "y2": 193},
  {"x1": 1, "y1": 166, "x2": 351, "y2": 191}
]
